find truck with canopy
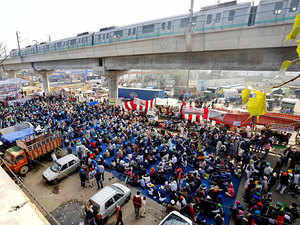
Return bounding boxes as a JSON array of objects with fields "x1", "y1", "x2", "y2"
[{"x1": 2, "y1": 132, "x2": 62, "y2": 175}]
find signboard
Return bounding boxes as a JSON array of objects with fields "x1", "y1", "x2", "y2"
[
  {"x1": 208, "y1": 110, "x2": 226, "y2": 121},
  {"x1": 7, "y1": 97, "x2": 32, "y2": 106},
  {"x1": 233, "y1": 121, "x2": 241, "y2": 126},
  {"x1": 182, "y1": 106, "x2": 203, "y2": 114},
  {"x1": 109, "y1": 98, "x2": 117, "y2": 105},
  {"x1": 269, "y1": 124, "x2": 295, "y2": 133}
]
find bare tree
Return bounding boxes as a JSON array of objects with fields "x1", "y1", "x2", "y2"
[{"x1": 0, "y1": 42, "x2": 8, "y2": 66}]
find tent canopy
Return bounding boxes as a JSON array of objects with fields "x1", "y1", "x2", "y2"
[
  {"x1": 155, "y1": 98, "x2": 180, "y2": 107},
  {"x1": 0, "y1": 122, "x2": 33, "y2": 136},
  {"x1": 1, "y1": 128, "x2": 35, "y2": 144}
]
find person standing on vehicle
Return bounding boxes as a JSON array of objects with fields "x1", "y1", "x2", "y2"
[
  {"x1": 132, "y1": 191, "x2": 142, "y2": 218},
  {"x1": 115, "y1": 205, "x2": 124, "y2": 225}
]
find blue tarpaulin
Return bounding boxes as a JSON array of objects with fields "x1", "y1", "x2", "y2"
[
  {"x1": 1, "y1": 128, "x2": 35, "y2": 144},
  {"x1": 88, "y1": 101, "x2": 98, "y2": 106}
]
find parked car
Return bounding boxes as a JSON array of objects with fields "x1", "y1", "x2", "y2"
[
  {"x1": 89, "y1": 183, "x2": 131, "y2": 221},
  {"x1": 159, "y1": 211, "x2": 193, "y2": 225},
  {"x1": 43, "y1": 154, "x2": 80, "y2": 183}
]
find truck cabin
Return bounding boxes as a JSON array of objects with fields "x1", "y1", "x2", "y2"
[{"x1": 3, "y1": 146, "x2": 27, "y2": 168}]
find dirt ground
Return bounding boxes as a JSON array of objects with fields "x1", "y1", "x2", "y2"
[{"x1": 22, "y1": 159, "x2": 165, "y2": 225}]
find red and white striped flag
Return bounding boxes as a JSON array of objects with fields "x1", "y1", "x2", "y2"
[
  {"x1": 122, "y1": 100, "x2": 134, "y2": 111},
  {"x1": 122, "y1": 98, "x2": 154, "y2": 113},
  {"x1": 182, "y1": 113, "x2": 201, "y2": 123},
  {"x1": 181, "y1": 102, "x2": 201, "y2": 123}
]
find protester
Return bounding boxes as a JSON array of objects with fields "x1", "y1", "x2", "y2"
[
  {"x1": 115, "y1": 205, "x2": 124, "y2": 225},
  {"x1": 141, "y1": 196, "x2": 147, "y2": 217},
  {"x1": 132, "y1": 191, "x2": 142, "y2": 218},
  {"x1": 1, "y1": 94, "x2": 299, "y2": 225}
]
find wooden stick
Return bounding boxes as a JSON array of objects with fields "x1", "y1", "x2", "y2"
[{"x1": 272, "y1": 73, "x2": 300, "y2": 88}]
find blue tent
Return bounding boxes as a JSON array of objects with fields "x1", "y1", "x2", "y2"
[{"x1": 1, "y1": 128, "x2": 35, "y2": 144}]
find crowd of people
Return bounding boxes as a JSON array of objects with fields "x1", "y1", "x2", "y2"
[{"x1": 0, "y1": 94, "x2": 299, "y2": 225}]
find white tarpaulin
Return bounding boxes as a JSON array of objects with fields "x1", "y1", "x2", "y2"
[{"x1": 155, "y1": 98, "x2": 180, "y2": 107}]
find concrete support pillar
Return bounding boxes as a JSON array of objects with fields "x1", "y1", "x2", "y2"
[
  {"x1": 39, "y1": 70, "x2": 53, "y2": 94},
  {"x1": 104, "y1": 70, "x2": 127, "y2": 105},
  {"x1": 6, "y1": 70, "x2": 18, "y2": 79}
]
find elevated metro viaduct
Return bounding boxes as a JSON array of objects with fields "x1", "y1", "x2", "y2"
[{"x1": 2, "y1": 22, "x2": 299, "y2": 102}]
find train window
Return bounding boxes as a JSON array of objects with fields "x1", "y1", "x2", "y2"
[
  {"x1": 70, "y1": 39, "x2": 76, "y2": 45},
  {"x1": 142, "y1": 24, "x2": 155, "y2": 34},
  {"x1": 167, "y1": 21, "x2": 171, "y2": 30},
  {"x1": 215, "y1": 13, "x2": 221, "y2": 23},
  {"x1": 274, "y1": 2, "x2": 283, "y2": 14},
  {"x1": 128, "y1": 29, "x2": 131, "y2": 36},
  {"x1": 106, "y1": 33, "x2": 110, "y2": 39},
  {"x1": 290, "y1": 0, "x2": 299, "y2": 12},
  {"x1": 161, "y1": 22, "x2": 166, "y2": 30},
  {"x1": 133, "y1": 27, "x2": 136, "y2": 35},
  {"x1": 180, "y1": 18, "x2": 189, "y2": 27},
  {"x1": 114, "y1": 30, "x2": 123, "y2": 38},
  {"x1": 206, "y1": 14, "x2": 213, "y2": 24},
  {"x1": 57, "y1": 42, "x2": 62, "y2": 48},
  {"x1": 192, "y1": 16, "x2": 197, "y2": 23},
  {"x1": 228, "y1": 10, "x2": 235, "y2": 21}
]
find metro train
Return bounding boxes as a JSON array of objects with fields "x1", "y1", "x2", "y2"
[{"x1": 10, "y1": 0, "x2": 300, "y2": 58}]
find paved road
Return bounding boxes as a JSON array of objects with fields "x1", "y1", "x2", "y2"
[{"x1": 22, "y1": 159, "x2": 165, "y2": 225}]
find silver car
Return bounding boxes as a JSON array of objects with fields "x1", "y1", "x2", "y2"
[
  {"x1": 89, "y1": 183, "x2": 131, "y2": 221},
  {"x1": 43, "y1": 154, "x2": 80, "y2": 184},
  {"x1": 159, "y1": 211, "x2": 193, "y2": 225}
]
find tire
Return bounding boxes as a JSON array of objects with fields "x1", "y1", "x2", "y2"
[
  {"x1": 52, "y1": 179, "x2": 59, "y2": 185},
  {"x1": 102, "y1": 217, "x2": 108, "y2": 225},
  {"x1": 19, "y1": 166, "x2": 29, "y2": 176}
]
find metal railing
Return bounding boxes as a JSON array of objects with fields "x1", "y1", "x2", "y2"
[{"x1": 0, "y1": 157, "x2": 61, "y2": 225}]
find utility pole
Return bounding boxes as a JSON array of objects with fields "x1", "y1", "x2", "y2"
[
  {"x1": 16, "y1": 31, "x2": 21, "y2": 57},
  {"x1": 190, "y1": 0, "x2": 194, "y2": 18},
  {"x1": 189, "y1": 0, "x2": 194, "y2": 31},
  {"x1": 186, "y1": 70, "x2": 190, "y2": 93},
  {"x1": 186, "y1": 0, "x2": 194, "y2": 98}
]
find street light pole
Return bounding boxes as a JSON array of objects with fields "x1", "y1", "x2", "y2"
[
  {"x1": 190, "y1": 0, "x2": 194, "y2": 20},
  {"x1": 33, "y1": 40, "x2": 38, "y2": 54},
  {"x1": 186, "y1": 0, "x2": 194, "y2": 98},
  {"x1": 16, "y1": 31, "x2": 21, "y2": 57}
]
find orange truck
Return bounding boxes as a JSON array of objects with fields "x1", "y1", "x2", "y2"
[{"x1": 2, "y1": 133, "x2": 62, "y2": 175}]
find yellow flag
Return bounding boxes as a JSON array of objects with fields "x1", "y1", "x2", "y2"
[
  {"x1": 241, "y1": 88, "x2": 251, "y2": 104},
  {"x1": 246, "y1": 91, "x2": 267, "y2": 119},
  {"x1": 280, "y1": 60, "x2": 292, "y2": 72},
  {"x1": 287, "y1": 14, "x2": 300, "y2": 40},
  {"x1": 297, "y1": 45, "x2": 300, "y2": 58}
]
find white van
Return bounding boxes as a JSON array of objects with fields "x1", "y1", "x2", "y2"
[{"x1": 159, "y1": 211, "x2": 193, "y2": 225}]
